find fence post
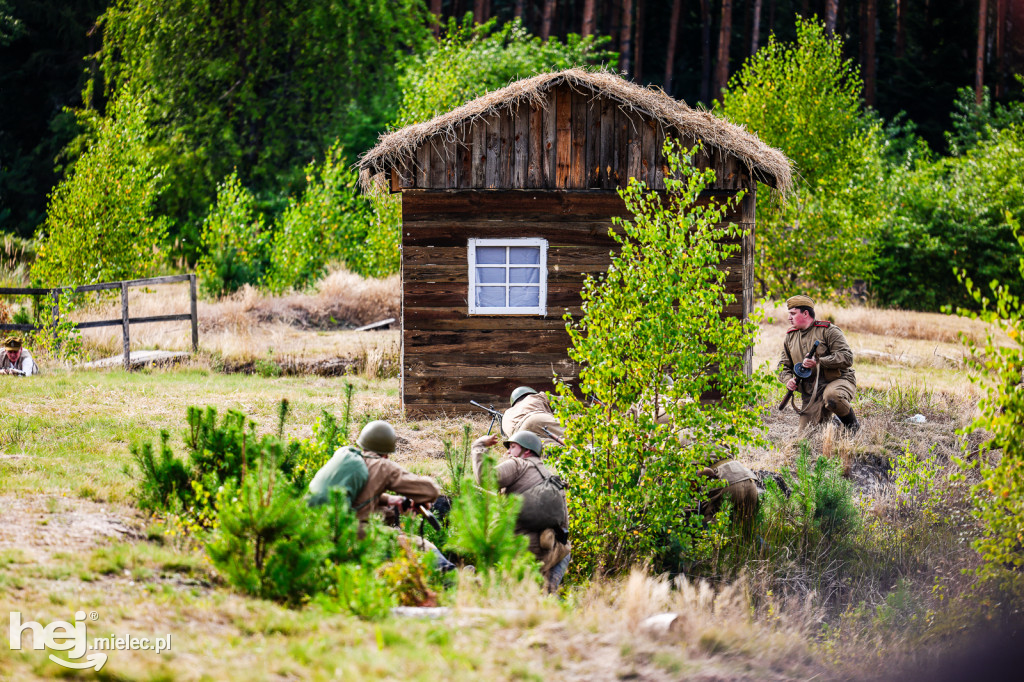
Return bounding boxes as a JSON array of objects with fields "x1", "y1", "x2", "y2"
[
  {"x1": 121, "y1": 281, "x2": 130, "y2": 370},
  {"x1": 50, "y1": 289, "x2": 60, "y2": 352},
  {"x1": 189, "y1": 274, "x2": 198, "y2": 352}
]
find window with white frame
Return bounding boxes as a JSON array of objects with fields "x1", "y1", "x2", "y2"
[{"x1": 468, "y1": 238, "x2": 547, "y2": 315}]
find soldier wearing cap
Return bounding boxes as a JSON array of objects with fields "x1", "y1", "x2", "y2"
[
  {"x1": 472, "y1": 430, "x2": 571, "y2": 592},
  {"x1": 501, "y1": 386, "x2": 564, "y2": 445},
  {"x1": 1, "y1": 337, "x2": 37, "y2": 376},
  {"x1": 778, "y1": 295, "x2": 858, "y2": 433}
]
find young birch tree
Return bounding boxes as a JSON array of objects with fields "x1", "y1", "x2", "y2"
[{"x1": 551, "y1": 141, "x2": 771, "y2": 578}]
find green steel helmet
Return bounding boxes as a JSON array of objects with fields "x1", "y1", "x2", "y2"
[
  {"x1": 356, "y1": 420, "x2": 397, "y2": 454},
  {"x1": 503, "y1": 430, "x2": 544, "y2": 457},
  {"x1": 510, "y1": 386, "x2": 538, "y2": 407}
]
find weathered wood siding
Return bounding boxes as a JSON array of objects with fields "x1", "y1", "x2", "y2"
[
  {"x1": 390, "y1": 84, "x2": 752, "y2": 193},
  {"x1": 401, "y1": 189, "x2": 755, "y2": 416}
]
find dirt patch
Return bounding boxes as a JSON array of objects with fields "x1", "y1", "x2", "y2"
[{"x1": 0, "y1": 494, "x2": 145, "y2": 562}]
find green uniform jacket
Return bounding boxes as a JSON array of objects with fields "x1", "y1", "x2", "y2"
[{"x1": 777, "y1": 321, "x2": 856, "y2": 390}]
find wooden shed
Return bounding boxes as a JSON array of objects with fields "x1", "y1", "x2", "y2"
[{"x1": 358, "y1": 69, "x2": 792, "y2": 416}]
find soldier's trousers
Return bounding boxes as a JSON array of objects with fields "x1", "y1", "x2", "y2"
[
  {"x1": 798, "y1": 378, "x2": 857, "y2": 432},
  {"x1": 518, "y1": 412, "x2": 565, "y2": 445}
]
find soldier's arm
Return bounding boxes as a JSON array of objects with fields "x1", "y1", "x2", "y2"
[
  {"x1": 819, "y1": 327, "x2": 853, "y2": 369},
  {"x1": 380, "y1": 460, "x2": 441, "y2": 506},
  {"x1": 777, "y1": 342, "x2": 795, "y2": 385},
  {"x1": 471, "y1": 436, "x2": 522, "y2": 489}
]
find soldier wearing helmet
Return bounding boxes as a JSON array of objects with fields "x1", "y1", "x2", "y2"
[
  {"x1": 471, "y1": 430, "x2": 571, "y2": 592},
  {"x1": 1, "y1": 337, "x2": 37, "y2": 376},
  {"x1": 311, "y1": 420, "x2": 457, "y2": 570},
  {"x1": 501, "y1": 386, "x2": 564, "y2": 445}
]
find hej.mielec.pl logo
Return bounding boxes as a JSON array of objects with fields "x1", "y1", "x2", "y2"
[{"x1": 9, "y1": 610, "x2": 172, "y2": 672}]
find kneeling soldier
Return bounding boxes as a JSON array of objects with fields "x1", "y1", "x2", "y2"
[{"x1": 472, "y1": 430, "x2": 571, "y2": 593}]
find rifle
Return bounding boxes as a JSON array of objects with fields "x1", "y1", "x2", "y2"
[
  {"x1": 541, "y1": 425, "x2": 565, "y2": 446},
  {"x1": 399, "y1": 497, "x2": 443, "y2": 532},
  {"x1": 778, "y1": 340, "x2": 820, "y2": 411},
  {"x1": 2, "y1": 368, "x2": 25, "y2": 376},
  {"x1": 470, "y1": 400, "x2": 506, "y2": 437}
]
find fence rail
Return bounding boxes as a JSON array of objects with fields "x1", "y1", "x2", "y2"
[{"x1": 0, "y1": 274, "x2": 198, "y2": 370}]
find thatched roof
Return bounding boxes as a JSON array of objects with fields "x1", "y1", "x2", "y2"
[{"x1": 358, "y1": 68, "x2": 792, "y2": 193}]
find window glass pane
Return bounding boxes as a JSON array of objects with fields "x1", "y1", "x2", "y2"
[
  {"x1": 476, "y1": 246, "x2": 506, "y2": 265},
  {"x1": 509, "y1": 246, "x2": 540, "y2": 265},
  {"x1": 509, "y1": 267, "x2": 539, "y2": 283},
  {"x1": 476, "y1": 286, "x2": 506, "y2": 308},
  {"x1": 476, "y1": 267, "x2": 506, "y2": 284},
  {"x1": 509, "y1": 286, "x2": 539, "y2": 307}
]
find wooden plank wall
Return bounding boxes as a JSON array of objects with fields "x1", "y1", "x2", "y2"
[
  {"x1": 392, "y1": 84, "x2": 752, "y2": 192},
  {"x1": 401, "y1": 190, "x2": 754, "y2": 416}
]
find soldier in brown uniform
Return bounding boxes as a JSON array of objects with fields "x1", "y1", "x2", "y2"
[
  {"x1": 698, "y1": 458, "x2": 760, "y2": 531},
  {"x1": 472, "y1": 431, "x2": 571, "y2": 592},
  {"x1": 778, "y1": 295, "x2": 859, "y2": 433},
  {"x1": 501, "y1": 386, "x2": 564, "y2": 446}
]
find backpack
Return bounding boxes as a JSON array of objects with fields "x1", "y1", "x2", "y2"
[
  {"x1": 307, "y1": 446, "x2": 370, "y2": 509},
  {"x1": 516, "y1": 460, "x2": 567, "y2": 532}
]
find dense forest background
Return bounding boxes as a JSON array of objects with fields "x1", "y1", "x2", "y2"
[{"x1": 1, "y1": 0, "x2": 1022, "y2": 309}]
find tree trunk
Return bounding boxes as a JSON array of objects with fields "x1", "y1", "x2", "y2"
[
  {"x1": 514, "y1": 0, "x2": 525, "y2": 21},
  {"x1": 864, "y1": 0, "x2": 876, "y2": 106},
  {"x1": 430, "y1": 0, "x2": 442, "y2": 37},
  {"x1": 582, "y1": 0, "x2": 596, "y2": 36},
  {"x1": 474, "y1": 1, "x2": 488, "y2": 24},
  {"x1": 825, "y1": 0, "x2": 838, "y2": 36},
  {"x1": 977, "y1": 0, "x2": 988, "y2": 104},
  {"x1": 620, "y1": 0, "x2": 635, "y2": 76},
  {"x1": 635, "y1": 0, "x2": 645, "y2": 81},
  {"x1": 751, "y1": 0, "x2": 763, "y2": 55},
  {"x1": 895, "y1": 0, "x2": 906, "y2": 58},
  {"x1": 700, "y1": 0, "x2": 713, "y2": 103},
  {"x1": 541, "y1": 0, "x2": 555, "y2": 40},
  {"x1": 996, "y1": 0, "x2": 1007, "y2": 97},
  {"x1": 665, "y1": 0, "x2": 683, "y2": 91},
  {"x1": 715, "y1": 0, "x2": 733, "y2": 96}
]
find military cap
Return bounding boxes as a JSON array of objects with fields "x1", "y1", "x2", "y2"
[
  {"x1": 510, "y1": 386, "x2": 538, "y2": 406},
  {"x1": 785, "y1": 295, "x2": 815, "y2": 310},
  {"x1": 356, "y1": 420, "x2": 397, "y2": 454},
  {"x1": 3, "y1": 337, "x2": 22, "y2": 351}
]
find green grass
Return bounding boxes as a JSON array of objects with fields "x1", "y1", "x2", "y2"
[{"x1": 0, "y1": 368, "x2": 400, "y2": 499}]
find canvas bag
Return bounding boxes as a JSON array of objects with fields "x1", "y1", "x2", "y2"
[
  {"x1": 307, "y1": 446, "x2": 369, "y2": 508},
  {"x1": 516, "y1": 460, "x2": 567, "y2": 532}
]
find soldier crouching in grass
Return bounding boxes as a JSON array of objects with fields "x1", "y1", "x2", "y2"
[
  {"x1": 1, "y1": 337, "x2": 37, "y2": 376},
  {"x1": 778, "y1": 295, "x2": 859, "y2": 433},
  {"x1": 472, "y1": 431, "x2": 571, "y2": 593}
]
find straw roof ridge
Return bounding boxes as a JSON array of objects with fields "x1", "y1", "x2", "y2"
[{"x1": 358, "y1": 68, "x2": 792, "y2": 193}]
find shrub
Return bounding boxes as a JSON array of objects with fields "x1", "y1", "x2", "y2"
[
  {"x1": 551, "y1": 140, "x2": 771, "y2": 578},
  {"x1": 196, "y1": 171, "x2": 269, "y2": 297},
  {"x1": 132, "y1": 432, "x2": 191, "y2": 512},
  {"x1": 206, "y1": 465, "x2": 332, "y2": 604}
]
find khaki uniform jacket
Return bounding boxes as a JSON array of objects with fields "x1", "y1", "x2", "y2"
[
  {"x1": 502, "y1": 393, "x2": 554, "y2": 436},
  {"x1": 1, "y1": 350, "x2": 37, "y2": 376},
  {"x1": 351, "y1": 454, "x2": 441, "y2": 523},
  {"x1": 471, "y1": 438, "x2": 569, "y2": 558},
  {"x1": 778, "y1": 321, "x2": 856, "y2": 391}
]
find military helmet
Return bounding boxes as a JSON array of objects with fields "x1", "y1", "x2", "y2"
[
  {"x1": 510, "y1": 386, "x2": 538, "y2": 406},
  {"x1": 503, "y1": 430, "x2": 543, "y2": 457},
  {"x1": 356, "y1": 420, "x2": 397, "y2": 454}
]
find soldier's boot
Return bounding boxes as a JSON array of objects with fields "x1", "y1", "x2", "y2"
[{"x1": 838, "y1": 409, "x2": 860, "y2": 434}]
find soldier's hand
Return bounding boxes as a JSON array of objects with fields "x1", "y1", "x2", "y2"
[
  {"x1": 801, "y1": 357, "x2": 818, "y2": 369},
  {"x1": 481, "y1": 433, "x2": 500, "y2": 448},
  {"x1": 786, "y1": 378, "x2": 797, "y2": 391}
]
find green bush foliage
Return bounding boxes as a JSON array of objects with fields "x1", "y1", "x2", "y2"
[
  {"x1": 266, "y1": 144, "x2": 379, "y2": 291},
  {"x1": 32, "y1": 92, "x2": 167, "y2": 287},
  {"x1": 873, "y1": 124, "x2": 1024, "y2": 311},
  {"x1": 956, "y1": 215, "x2": 1024, "y2": 603},
  {"x1": 132, "y1": 432, "x2": 191, "y2": 513},
  {"x1": 551, "y1": 140, "x2": 771, "y2": 578},
  {"x1": 445, "y1": 451, "x2": 529, "y2": 581},
  {"x1": 720, "y1": 16, "x2": 889, "y2": 299},
  {"x1": 393, "y1": 16, "x2": 615, "y2": 129},
  {"x1": 196, "y1": 172, "x2": 268, "y2": 297},
  {"x1": 206, "y1": 466, "x2": 333, "y2": 604}
]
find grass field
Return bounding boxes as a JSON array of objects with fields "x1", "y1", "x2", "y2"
[{"x1": 0, "y1": 292, "x2": 1014, "y2": 681}]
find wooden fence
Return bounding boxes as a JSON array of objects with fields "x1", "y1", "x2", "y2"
[{"x1": 0, "y1": 274, "x2": 198, "y2": 370}]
